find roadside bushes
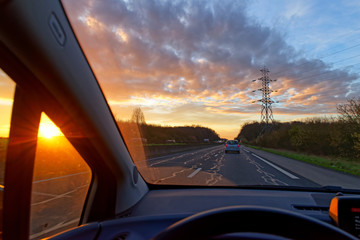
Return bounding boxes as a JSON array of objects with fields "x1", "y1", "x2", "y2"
[
  {"x1": 237, "y1": 98, "x2": 360, "y2": 160},
  {"x1": 288, "y1": 119, "x2": 339, "y2": 155},
  {"x1": 238, "y1": 121, "x2": 293, "y2": 150}
]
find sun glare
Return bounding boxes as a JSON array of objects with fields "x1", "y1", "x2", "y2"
[{"x1": 38, "y1": 114, "x2": 63, "y2": 139}]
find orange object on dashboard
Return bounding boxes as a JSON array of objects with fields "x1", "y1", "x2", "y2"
[{"x1": 329, "y1": 196, "x2": 360, "y2": 238}]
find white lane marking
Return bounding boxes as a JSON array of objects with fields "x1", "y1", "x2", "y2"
[
  {"x1": 150, "y1": 146, "x2": 223, "y2": 166},
  {"x1": 150, "y1": 159, "x2": 172, "y2": 166},
  {"x1": 32, "y1": 191, "x2": 61, "y2": 198},
  {"x1": 251, "y1": 154, "x2": 299, "y2": 179},
  {"x1": 31, "y1": 184, "x2": 89, "y2": 206},
  {"x1": 33, "y1": 171, "x2": 90, "y2": 184},
  {"x1": 147, "y1": 145, "x2": 223, "y2": 161},
  {"x1": 187, "y1": 168, "x2": 202, "y2": 178},
  {"x1": 243, "y1": 149, "x2": 250, "y2": 153}
]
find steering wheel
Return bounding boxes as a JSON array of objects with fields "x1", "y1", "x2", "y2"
[{"x1": 153, "y1": 206, "x2": 357, "y2": 240}]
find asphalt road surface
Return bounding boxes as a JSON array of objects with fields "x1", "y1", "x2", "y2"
[
  {"x1": 29, "y1": 145, "x2": 360, "y2": 239},
  {"x1": 138, "y1": 145, "x2": 360, "y2": 188},
  {"x1": 30, "y1": 172, "x2": 91, "y2": 239}
]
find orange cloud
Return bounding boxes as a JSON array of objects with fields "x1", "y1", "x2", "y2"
[{"x1": 61, "y1": 0, "x2": 358, "y2": 138}]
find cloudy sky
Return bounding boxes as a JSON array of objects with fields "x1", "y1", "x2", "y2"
[
  {"x1": 1, "y1": 1, "x2": 359, "y2": 138},
  {"x1": 0, "y1": 0, "x2": 344, "y2": 139},
  {"x1": 60, "y1": 0, "x2": 360, "y2": 139}
]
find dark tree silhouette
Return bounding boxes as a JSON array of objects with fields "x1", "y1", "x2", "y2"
[
  {"x1": 337, "y1": 98, "x2": 360, "y2": 124},
  {"x1": 131, "y1": 107, "x2": 146, "y2": 125}
]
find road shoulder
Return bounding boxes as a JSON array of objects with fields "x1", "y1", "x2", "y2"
[{"x1": 243, "y1": 146, "x2": 360, "y2": 190}]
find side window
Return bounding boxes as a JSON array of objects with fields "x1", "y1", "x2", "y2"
[
  {"x1": 0, "y1": 68, "x2": 16, "y2": 237},
  {"x1": 30, "y1": 113, "x2": 92, "y2": 239}
]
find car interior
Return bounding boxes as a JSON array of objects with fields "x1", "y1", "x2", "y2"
[{"x1": 0, "y1": 0, "x2": 360, "y2": 240}]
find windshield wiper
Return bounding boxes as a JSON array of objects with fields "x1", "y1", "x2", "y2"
[
  {"x1": 321, "y1": 186, "x2": 343, "y2": 191},
  {"x1": 320, "y1": 185, "x2": 360, "y2": 194}
]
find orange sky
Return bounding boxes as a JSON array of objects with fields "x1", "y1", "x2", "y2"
[
  {"x1": 2, "y1": 1, "x2": 359, "y2": 139},
  {"x1": 0, "y1": 68, "x2": 338, "y2": 139},
  {"x1": 60, "y1": 0, "x2": 358, "y2": 139},
  {"x1": 0, "y1": 69, "x2": 15, "y2": 138}
]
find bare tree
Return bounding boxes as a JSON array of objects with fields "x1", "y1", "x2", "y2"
[
  {"x1": 131, "y1": 107, "x2": 146, "y2": 125},
  {"x1": 337, "y1": 98, "x2": 360, "y2": 124}
]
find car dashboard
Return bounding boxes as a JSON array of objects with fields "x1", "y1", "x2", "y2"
[{"x1": 50, "y1": 188, "x2": 359, "y2": 239}]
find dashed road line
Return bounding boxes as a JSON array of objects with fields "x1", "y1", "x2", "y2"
[
  {"x1": 149, "y1": 146, "x2": 222, "y2": 166},
  {"x1": 187, "y1": 168, "x2": 202, "y2": 178},
  {"x1": 251, "y1": 153, "x2": 299, "y2": 179},
  {"x1": 244, "y1": 151, "x2": 287, "y2": 186}
]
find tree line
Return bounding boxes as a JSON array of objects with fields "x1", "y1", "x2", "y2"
[
  {"x1": 140, "y1": 124, "x2": 220, "y2": 143},
  {"x1": 237, "y1": 98, "x2": 360, "y2": 159},
  {"x1": 117, "y1": 107, "x2": 220, "y2": 144}
]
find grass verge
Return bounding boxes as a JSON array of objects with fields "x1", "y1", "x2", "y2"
[{"x1": 247, "y1": 145, "x2": 360, "y2": 177}]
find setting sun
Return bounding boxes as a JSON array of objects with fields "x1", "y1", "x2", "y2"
[{"x1": 38, "y1": 113, "x2": 63, "y2": 139}]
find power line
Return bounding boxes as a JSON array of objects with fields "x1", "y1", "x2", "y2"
[
  {"x1": 331, "y1": 53, "x2": 360, "y2": 65},
  {"x1": 288, "y1": 62, "x2": 360, "y2": 82},
  {"x1": 320, "y1": 43, "x2": 360, "y2": 59},
  {"x1": 270, "y1": 53, "x2": 360, "y2": 83},
  {"x1": 271, "y1": 42, "x2": 360, "y2": 78}
]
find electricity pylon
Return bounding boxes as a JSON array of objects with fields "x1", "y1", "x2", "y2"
[{"x1": 252, "y1": 67, "x2": 278, "y2": 126}]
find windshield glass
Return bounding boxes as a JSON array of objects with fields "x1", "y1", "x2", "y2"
[{"x1": 62, "y1": 0, "x2": 360, "y2": 190}]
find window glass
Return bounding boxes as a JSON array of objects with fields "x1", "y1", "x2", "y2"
[
  {"x1": 0, "y1": 68, "x2": 16, "y2": 237},
  {"x1": 62, "y1": 0, "x2": 360, "y2": 191},
  {"x1": 30, "y1": 113, "x2": 91, "y2": 239}
]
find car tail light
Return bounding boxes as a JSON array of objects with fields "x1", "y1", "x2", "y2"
[
  {"x1": 225, "y1": 144, "x2": 227, "y2": 147},
  {"x1": 237, "y1": 145, "x2": 239, "y2": 147}
]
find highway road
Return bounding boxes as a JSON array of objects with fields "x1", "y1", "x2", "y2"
[
  {"x1": 29, "y1": 144, "x2": 360, "y2": 239},
  {"x1": 30, "y1": 172, "x2": 91, "y2": 239},
  {"x1": 139, "y1": 145, "x2": 360, "y2": 189}
]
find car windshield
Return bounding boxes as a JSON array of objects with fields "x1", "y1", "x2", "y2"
[
  {"x1": 227, "y1": 141, "x2": 238, "y2": 145},
  {"x1": 61, "y1": 0, "x2": 360, "y2": 190}
]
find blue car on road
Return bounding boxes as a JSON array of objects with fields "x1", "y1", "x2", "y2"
[{"x1": 225, "y1": 140, "x2": 240, "y2": 154}]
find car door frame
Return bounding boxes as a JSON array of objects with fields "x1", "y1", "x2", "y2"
[{"x1": 0, "y1": 1, "x2": 148, "y2": 237}]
